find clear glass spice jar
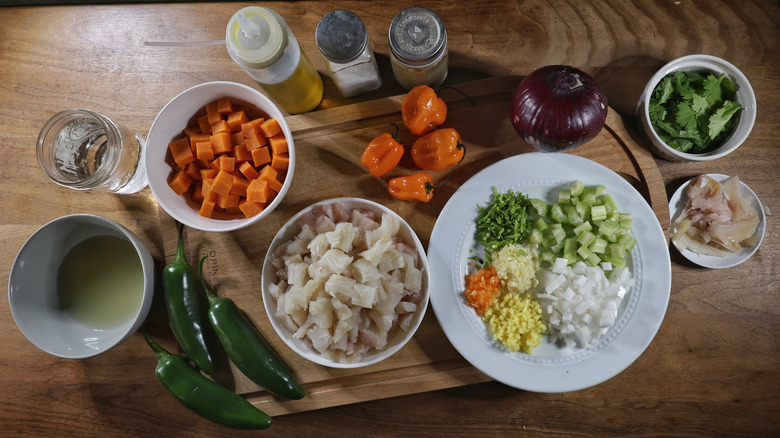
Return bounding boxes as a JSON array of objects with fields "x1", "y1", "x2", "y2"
[
  {"x1": 388, "y1": 6, "x2": 448, "y2": 90},
  {"x1": 315, "y1": 10, "x2": 382, "y2": 98}
]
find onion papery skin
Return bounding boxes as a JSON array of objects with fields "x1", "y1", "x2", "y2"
[{"x1": 511, "y1": 65, "x2": 608, "y2": 152}]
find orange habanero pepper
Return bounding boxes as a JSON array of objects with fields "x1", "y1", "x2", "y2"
[
  {"x1": 388, "y1": 172, "x2": 435, "y2": 203},
  {"x1": 401, "y1": 85, "x2": 447, "y2": 136},
  {"x1": 360, "y1": 125, "x2": 404, "y2": 177},
  {"x1": 411, "y1": 128, "x2": 465, "y2": 171}
]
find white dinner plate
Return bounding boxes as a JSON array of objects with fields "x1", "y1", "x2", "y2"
[
  {"x1": 428, "y1": 152, "x2": 671, "y2": 393},
  {"x1": 668, "y1": 174, "x2": 766, "y2": 269}
]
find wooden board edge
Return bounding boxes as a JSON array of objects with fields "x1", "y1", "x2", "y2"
[
  {"x1": 604, "y1": 110, "x2": 670, "y2": 240},
  {"x1": 245, "y1": 358, "x2": 492, "y2": 416}
]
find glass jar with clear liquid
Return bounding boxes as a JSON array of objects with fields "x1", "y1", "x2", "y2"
[
  {"x1": 36, "y1": 109, "x2": 147, "y2": 194},
  {"x1": 226, "y1": 6, "x2": 323, "y2": 114}
]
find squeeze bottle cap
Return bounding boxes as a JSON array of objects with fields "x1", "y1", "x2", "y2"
[{"x1": 226, "y1": 6, "x2": 287, "y2": 69}]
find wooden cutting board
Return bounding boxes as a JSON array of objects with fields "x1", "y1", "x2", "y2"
[{"x1": 158, "y1": 76, "x2": 668, "y2": 416}]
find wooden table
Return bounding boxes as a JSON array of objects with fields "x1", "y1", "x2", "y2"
[{"x1": 1, "y1": 1, "x2": 777, "y2": 436}]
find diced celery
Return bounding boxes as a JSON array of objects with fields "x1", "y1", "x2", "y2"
[
  {"x1": 590, "y1": 238, "x2": 608, "y2": 254},
  {"x1": 575, "y1": 202, "x2": 589, "y2": 220},
  {"x1": 619, "y1": 213, "x2": 633, "y2": 229},
  {"x1": 618, "y1": 232, "x2": 636, "y2": 250},
  {"x1": 528, "y1": 228, "x2": 544, "y2": 244},
  {"x1": 594, "y1": 185, "x2": 606, "y2": 196},
  {"x1": 558, "y1": 189, "x2": 571, "y2": 204},
  {"x1": 566, "y1": 209, "x2": 584, "y2": 226},
  {"x1": 598, "y1": 219, "x2": 619, "y2": 237},
  {"x1": 563, "y1": 237, "x2": 577, "y2": 255},
  {"x1": 576, "y1": 245, "x2": 591, "y2": 260},
  {"x1": 602, "y1": 194, "x2": 617, "y2": 213},
  {"x1": 573, "y1": 221, "x2": 592, "y2": 236},
  {"x1": 551, "y1": 225, "x2": 566, "y2": 243},
  {"x1": 585, "y1": 252, "x2": 602, "y2": 267},
  {"x1": 542, "y1": 234, "x2": 557, "y2": 249},
  {"x1": 591, "y1": 205, "x2": 607, "y2": 222},
  {"x1": 579, "y1": 188, "x2": 596, "y2": 206},
  {"x1": 608, "y1": 243, "x2": 626, "y2": 258},
  {"x1": 549, "y1": 204, "x2": 566, "y2": 223},
  {"x1": 541, "y1": 252, "x2": 557, "y2": 264},
  {"x1": 604, "y1": 255, "x2": 627, "y2": 270},
  {"x1": 570, "y1": 181, "x2": 585, "y2": 197},
  {"x1": 529, "y1": 198, "x2": 548, "y2": 216},
  {"x1": 534, "y1": 217, "x2": 548, "y2": 231},
  {"x1": 577, "y1": 231, "x2": 596, "y2": 247}
]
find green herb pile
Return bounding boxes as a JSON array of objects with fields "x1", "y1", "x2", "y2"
[
  {"x1": 473, "y1": 187, "x2": 529, "y2": 266},
  {"x1": 649, "y1": 71, "x2": 742, "y2": 154}
]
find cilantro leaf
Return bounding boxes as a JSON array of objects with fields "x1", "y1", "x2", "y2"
[
  {"x1": 702, "y1": 74, "x2": 724, "y2": 105},
  {"x1": 708, "y1": 100, "x2": 742, "y2": 140},
  {"x1": 653, "y1": 76, "x2": 674, "y2": 105},
  {"x1": 675, "y1": 101, "x2": 698, "y2": 131},
  {"x1": 691, "y1": 94, "x2": 710, "y2": 115}
]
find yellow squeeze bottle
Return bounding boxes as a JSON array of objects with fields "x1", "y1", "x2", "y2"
[{"x1": 226, "y1": 7, "x2": 323, "y2": 114}]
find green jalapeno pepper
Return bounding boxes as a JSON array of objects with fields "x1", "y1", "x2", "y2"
[
  {"x1": 144, "y1": 328, "x2": 271, "y2": 430},
  {"x1": 198, "y1": 254, "x2": 305, "y2": 400},
  {"x1": 162, "y1": 224, "x2": 215, "y2": 374}
]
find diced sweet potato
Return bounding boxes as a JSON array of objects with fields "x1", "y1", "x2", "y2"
[
  {"x1": 271, "y1": 152, "x2": 289, "y2": 171},
  {"x1": 260, "y1": 118, "x2": 282, "y2": 138},
  {"x1": 169, "y1": 137, "x2": 195, "y2": 167},
  {"x1": 168, "y1": 169, "x2": 193, "y2": 195},
  {"x1": 251, "y1": 147, "x2": 271, "y2": 167}
]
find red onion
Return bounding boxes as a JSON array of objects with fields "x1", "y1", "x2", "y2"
[{"x1": 511, "y1": 65, "x2": 608, "y2": 152}]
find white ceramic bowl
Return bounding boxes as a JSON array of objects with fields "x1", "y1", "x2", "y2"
[
  {"x1": 637, "y1": 54, "x2": 756, "y2": 161},
  {"x1": 8, "y1": 214, "x2": 155, "y2": 359},
  {"x1": 145, "y1": 81, "x2": 295, "y2": 232},
  {"x1": 261, "y1": 198, "x2": 430, "y2": 368},
  {"x1": 669, "y1": 174, "x2": 765, "y2": 269}
]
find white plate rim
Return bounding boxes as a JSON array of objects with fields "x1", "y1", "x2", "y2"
[
  {"x1": 668, "y1": 173, "x2": 766, "y2": 269},
  {"x1": 428, "y1": 152, "x2": 671, "y2": 393}
]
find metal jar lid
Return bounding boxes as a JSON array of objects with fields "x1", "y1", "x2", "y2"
[
  {"x1": 388, "y1": 6, "x2": 447, "y2": 66},
  {"x1": 315, "y1": 10, "x2": 368, "y2": 63}
]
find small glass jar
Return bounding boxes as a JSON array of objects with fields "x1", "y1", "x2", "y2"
[
  {"x1": 37, "y1": 109, "x2": 147, "y2": 194},
  {"x1": 388, "y1": 6, "x2": 448, "y2": 90},
  {"x1": 315, "y1": 10, "x2": 382, "y2": 98}
]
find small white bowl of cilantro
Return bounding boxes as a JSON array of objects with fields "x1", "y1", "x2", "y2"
[{"x1": 638, "y1": 54, "x2": 756, "y2": 161}]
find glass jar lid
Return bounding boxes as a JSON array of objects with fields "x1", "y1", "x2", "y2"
[
  {"x1": 388, "y1": 6, "x2": 447, "y2": 66},
  {"x1": 315, "y1": 10, "x2": 368, "y2": 63}
]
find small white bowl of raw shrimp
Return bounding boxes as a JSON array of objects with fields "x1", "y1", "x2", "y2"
[{"x1": 261, "y1": 197, "x2": 430, "y2": 368}]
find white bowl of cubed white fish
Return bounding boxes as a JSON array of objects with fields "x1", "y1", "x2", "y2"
[{"x1": 262, "y1": 198, "x2": 430, "y2": 368}]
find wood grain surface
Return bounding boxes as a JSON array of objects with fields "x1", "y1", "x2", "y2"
[{"x1": 0, "y1": 1, "x2": 778, "y2": 437}]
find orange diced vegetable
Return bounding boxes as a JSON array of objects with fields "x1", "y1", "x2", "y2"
[
  {"x1": 233, "y1": 144, "x2": 252, "y2": 163},
  {"x1": 214, "y1": 155, "x2": 236, "y2": 172},
  {"x1": 217, "y1": 192, "x2": 241, "y2": 209},
  {"x1": 184, "y1": 162, "x2": 203, "y2": 180},
  {"x1": 266, "y1": 174, "x2": 283, "y2": 193},
  {"x1": 206, "y1": 101, "x2": 222, "y2": 125},
  {"x1": 201, "y1": 178, "x2": 218, "y2": 202},
  {"x1": 191, "y1": 181, "x2": 204, "y2": 202},
  {"x1": 227, "y1": 111, "x2": 249, "y2": 131},
  {"x1": 258, "y1": 164, "x2": 278, "y2": 183},
  {"x1": 251, "y1": 147, "x2": 271, "y2": 167},
  {"x1": 246, "y1": 178, "x2": 271, "y2": 203},
  {"x1": 259, "y1": 118, "x2": 282, "y2": 138},
  {"x1": 241, "y1": 118, "x2": 265, "y2": 138},
  {"x1": 231, "y1": 132, "x2": 245, "y2": 147},
  {"x1": 211, "y1": 170, "x2": 233, "y2": 197},
  {"x1": 239, "y1": 199, "x2": 265, "y2": 218},
  {"x1": 217, "y1": 97, "x2": 234, "y2": 114},
  {"x1": 268, "y1": 134, "x2": 288, "y2": 155},
  {"x1": 230, "y1": 174, "x2": 250, "y2": 197},
  {"x1": 201, "y1": 167, "x2": 218, "y2": 180},
  {"x1": 210, "y1": 132, "x2": 233, "y2": 154},
  {"x1": 189, "y1": 133, "x2": 211, "y2": 154},
  {"x1": 238, "y1": 161, "x2": 260, "y2": 180},
  {"x1": 211, "y1": 119, "x2": 231, "y2": 135},
  {"x1": 196, "y1": 141, "x2": 214, "y2": 161},
  {"x1": 271, "y1": 152, "x2": 289, "y2": 171},
  {"x1": 168, "y1": 169, "x2": 193, "y2": 195},
  {"x1": 199, "y1": 198, "x2": 217, "y2": 218},
  {"x1": 169, "y1": 137, "x2": 195, "y2": 167},
  {"x1": 197, "y1": 115, "x2": 212, "y2": 135},
  {"x1": 244, "y1": 130, "x2": 268, "y2": 151}
]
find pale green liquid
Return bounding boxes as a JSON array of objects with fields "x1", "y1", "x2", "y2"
[{"x1": 57, "y1": 235, "x2": 144, "y2": 328}]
